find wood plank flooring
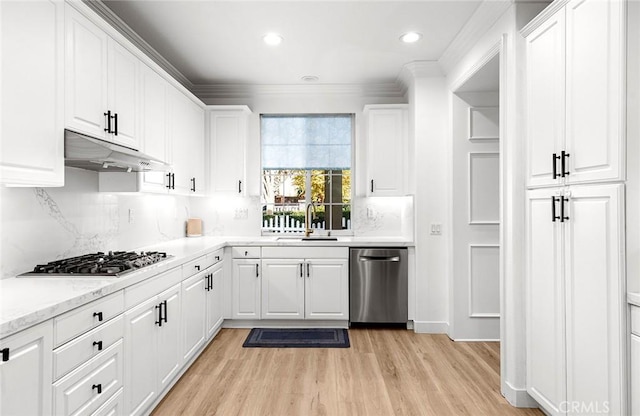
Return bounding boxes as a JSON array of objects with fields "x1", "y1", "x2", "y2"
[{"x1": 152, "y1": 328, "x2": 543, "y2": 416}]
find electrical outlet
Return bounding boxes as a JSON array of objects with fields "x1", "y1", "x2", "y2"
[
  {"x1": 128, "y1": 209, "x2": 135, "y2": 224},
  {"x1": 430, "y1": 223, "x2": 441, "y2": 235}
]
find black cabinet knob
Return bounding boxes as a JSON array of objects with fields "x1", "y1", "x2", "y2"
[
  {"x1": 93, "y1": 312, "x2": 103, "y2": 322},
  {"x1": 93, "y1": 341, "x2": 103, "y2": 351},
  {"x1": 92, "y1": 384, "x2": 102, "y2": 394},
  {"x1": 1, "y1": 348, "x2": 9, "y2": 362}
]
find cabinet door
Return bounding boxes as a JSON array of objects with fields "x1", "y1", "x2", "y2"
[
  {"x1": 1, "y1": 0, "x2": 64, "y2": 186},
  {"x1": 206, "y1": 263, "x2": 224, "y2": 339},
  {"x1": 232, "y1": 260, "x2": 261, "y2": 319},
  {"x1": 140, "y1": 64, "x2": 169, "y2": 162},
  {"x1": 108, "y1": 39, "x2": 139, "y2": 149},
  {"x1": 65, "y1": 5, "x2": 108, "y2": 139},
  {"x1": 209, "y1": 110, "x2": 248, "y2": 195},
  {"x1": 632, "y1": 334, "x2": 640, "y2": 416},
  {"x1": 564, "y1": 184, "x2": 624, "y2": 415},
  {"x1": 525, "y1": 188, "x2": 565, "y2": 415},
  {"x1": 157, "y1": 284, "x2": 181, "y2": 394},
  {"x1": 170, "y1": 90, "x2": 204, "y2": 195},
  {"x1": 525, "y1": 8, "x2": 565, "y2": 188},
  {"x1": 365, "y1": 106, "x2": 407, "y2": 196},
  {"x1": 124, "y1": 297, "x2": 158, "y2": 416},
  {"x1": 261, "y1": 259, "x2": 305, "y2": 319},
  {"x1": 0, "y1": 320, "x2": 53, "y2": 416},
  {"x1": 564, "y1": 0, "x2": 624, "y2": 184},
  {"x1": 305, "y1": 259, "x2": 349, "y2": 320},
  {"x1": 181, "y1": 271, "x2": 206, "y2": 362}
]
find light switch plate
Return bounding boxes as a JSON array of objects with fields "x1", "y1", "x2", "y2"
[{"x1": 430, "y1": 223, "x2": 441, "y2": 235}]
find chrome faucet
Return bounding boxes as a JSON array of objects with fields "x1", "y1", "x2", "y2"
[{"x1": 305, "y1": 201, "x2": 316, "y2": 237}]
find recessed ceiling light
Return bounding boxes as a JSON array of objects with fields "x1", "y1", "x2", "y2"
[
  {"x1": 263, "y1": 33, "x2": 283, "y2": 46},
  {"x1": 301, "y1": 75, "x2": 319, "y2": 82},
  {"x1": 400, "y1": 32, "x2": 422, "y2": 43}
]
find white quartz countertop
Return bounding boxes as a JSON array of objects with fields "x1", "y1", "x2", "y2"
[
  {"x1": 629, "y1": 292, "x2": 640, "y2": 307},
  {"x1": 0, "y1": 236, "x2": 412, "y2": 339}
]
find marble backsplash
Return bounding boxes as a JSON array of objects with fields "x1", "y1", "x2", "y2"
[{"x1": 1, "y1": 168, "x2": 414, "y2": 279}]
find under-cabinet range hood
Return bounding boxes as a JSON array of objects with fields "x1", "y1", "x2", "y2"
[{"x1": 64, "y1": 129, "x2": 171, "y2": 173}]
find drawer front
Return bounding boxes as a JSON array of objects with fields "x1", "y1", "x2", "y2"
[
  {"x1": 262, "y1": 246, "x2": 348, "y2": 259},
  {"x1": 208, "y1": 248, "x2": 224, "y2": 265},
  {"x1": 125, "y1": 267, "x2": 182, "y2": 309},
  {"x1": 632, "y1": 305, "x2": 640, "y2": 336},
  {"x1": 54, "y1": 339, "x2": 124, "y2": 416},
  {"x1": 54, "y1": 291, "x2": 124, "y2": 347},
  {"x1": 91, "y1": 387, "x2": 123, "y2": 416},
  {"x1": 183, "y1": 255, "x2": 214, "y2": 279},
  {"x1": 231, "y1": 246, "x2": 261, "y2": 258},
  {"x1": 53, "y1": 315, "x2": 124, "y2": 381}
]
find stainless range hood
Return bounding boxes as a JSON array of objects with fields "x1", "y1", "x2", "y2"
[{"x1": 64, "y1": 129, "x2": 171, "y2": 173}]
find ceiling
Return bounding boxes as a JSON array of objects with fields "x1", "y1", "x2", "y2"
[{"x1": 102, "y1": 0, "x2": 483, "y2": 87}]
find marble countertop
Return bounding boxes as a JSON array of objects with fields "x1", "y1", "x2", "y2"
[
  {"x1": 629, "y1": 292, "x2": 640, "y2": 307},
  {"x1": 0, "y1": 235, "x2": 413, "y2": 339}
]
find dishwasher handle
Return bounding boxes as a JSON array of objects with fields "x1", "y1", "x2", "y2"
[{"x1": 359, "y1": 256, "x2": 401, "y2": 262}]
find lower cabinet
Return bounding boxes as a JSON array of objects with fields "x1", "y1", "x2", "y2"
[
  {"x1": 206, "y1": 261, "x2": 225, "y2": 339},
  {"x1": 124, "y1": 283, "x2": 181, "y2": 416},
  {"x1": 232, "y1": 259, "x2": 262, "y2": 320},
  {"x1": 632, "y1": 305, "x2": 640, "y2": 416},
  {"x1": 0, "y1": 320, "x2": 53, "y2": 416},
  {"x1": 181, "y1": 270, "x2": 206, "y2": 363},
  {"x1": 261, "y1": 258, "x2": 349, "y2": 320}
]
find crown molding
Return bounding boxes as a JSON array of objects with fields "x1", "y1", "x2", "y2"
[
  {"x1": 438, "y1": 0, "x2": 512, "y2": 75},
  {"x1": 520, "y1": 0, "x2": 568, "y2": 37},
  {"x1": 397, "y1": 61, "x2": 444, "y2": 94},
  {"x1": 82, "y1": 0, "x2": 194, "y2": 90},
  {"x1": 192, "y1": 83, "x2": 406, "y2": 100}
]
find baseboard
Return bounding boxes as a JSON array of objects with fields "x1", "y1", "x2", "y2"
[
  {"x1": 502, "y1": 380, "x2": 540, "y2": 408},
  {"x1": 453, "y1": 338, "x2": 500, "y2": 342},
  {"x1": 222, "y1": 319, "x2": 349, "y2": 329},
  {"x1": 413, "y1": 320, "x2": 450, "y2": 334}
]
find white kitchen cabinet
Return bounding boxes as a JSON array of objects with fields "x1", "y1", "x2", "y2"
[
  {"x1": 524, "y1": 0, "x2": 625, "y2": 188},
  {"x1": 208, "y1": 106, "x2": 252, "y2": 195},
  {"x1": 526, "y1": 184, "x2": 624, "y2": 416},
  {"x1": 305, "y1": 259, "x2": 349, "y2": 320},
  {"x1": 206, "y1": 260, "x2": 225, "y2": 339},
  {"x1": 261, "y1": 259, "x2": 305, "y2": 319},
  {"x1": 181, "y1": 270, "x2": 206, "y2": 363},
  {"x1": 0, "y1": 0, "x2": 64, "y2": 186},
  {"x1": 65, "y1": 5, "x2": 140, "y2": 149},
  {"x1": 363, "y1": 104, "x2": 408, "y2": 196},
  {"x1": 170, "y1": 87, "x2": 205, "y2": 196},
  {"x1": 232, "y1": 259, "x2": 261, "y2": 320},
  {"x1": 0, "y1": 320, "x2": 53, "y2": 416},
  {"x1": 632, "y1": 332, "x2": 640, "y2": 416},
  {"x1": 124, "y1": 282, "x2": 181, "y2": 416}
]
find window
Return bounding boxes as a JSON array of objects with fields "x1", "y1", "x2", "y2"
[{"x1": 261, "y1": 114, "x2": 352, "y2": 234}]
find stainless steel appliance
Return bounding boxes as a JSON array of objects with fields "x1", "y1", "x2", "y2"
[
  {"x1": 19, "y1": 251, "x2": 171, "y2": 277},
  {"x1": 349, "y1": 247, "x2": 408, "y2": 324}
]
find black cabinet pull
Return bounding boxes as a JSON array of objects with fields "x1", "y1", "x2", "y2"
[
  {"x1": 300, "y1": 263, "x2": 303, "y2": 278},
  {"x1": 190, "y1": 177, "x2": 196, "y2": 192},
  {"x1": 551, "y1": 196, "x2": 558, "y2": 222},
  {"x1": 306, "y1": 263, "x2": 310, "y2": 278},
  {"x1": 166, "y1": 173, "x2": 172, "y2": 189},
  {"x1": 215, "y1": 256, "x2": 220, "y2": 262},
  {"x1": 561, "y1": 150, "x2": 570, "y2": 177},
  {"x1": 195, "y1": 265, "x2": 201, "y2": 271},
  {"x1": 255, "y1": 264, "x2": 259, "y2": 277},
  {"x1": 155, "y1": 303, "x2": 163, "y2": 327},
  {"x1": 1, "y1": 348, "x2": 9, "y2": 362},
  {"x1": 162, "y1": 300, "x2": 168, "y2": 324},
  {"x1": 172, "y1": 173, "x2": 176, "y2": 189},
  {"x1": 552, "y1": 153, "x2": 560, "y2": 179},
  {"x1": 92, "y1": 384, "x2": 102, "y2": 394},
  {"x1": 560, "y1": 197, "x2": 569, "y2": 222},
  {"x1": 113, "y1": 113, "x2": 118, "y2": 136},
  {"x1": 93, "y1": 341, "x2": 103, "y2": 351},
  {"x1": 370, "y1": 179, "x2": 374, "y2": 193},
  {"x1": 209, "y1": 274, "x2": 213, "y2": 291},
  {"x1": 238, "y1": 180, "x2": 242, "y2": 194},
  {"x1": 104, "y1": 111, "x2": 111, "y2": 133},
  {"x1": 93, "y1": 312, "x2": 103, "y2": 322}
]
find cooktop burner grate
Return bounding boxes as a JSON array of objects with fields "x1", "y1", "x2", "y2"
[{"x1": 20, "y1": 251, "x2": 171, "y2": 277}]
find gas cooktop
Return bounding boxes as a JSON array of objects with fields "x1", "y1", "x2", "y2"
[{"x1": 19, "y1": 251, "x2": 171, "y2": 277}]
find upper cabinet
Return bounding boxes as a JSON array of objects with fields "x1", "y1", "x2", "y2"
[
  {"x1": 65, "y1": 4, "x2": 139, "y2": 150},
  {"x1": 363, "y1": 104, "x2": 409, "y2": 196},
  {"x1": 0, "y1": 0, "x2": 65, "y2": 186},
  {"x1": 207, "y1": 106, "x2": 252, "y2": 195},
  {"x1": 525, "y1": 0, "x2": 625, "y2": 188}
]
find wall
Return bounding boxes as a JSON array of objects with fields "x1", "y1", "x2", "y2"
[{"x1": 0, "y1": 167, "x2": 192, "y2": 279}]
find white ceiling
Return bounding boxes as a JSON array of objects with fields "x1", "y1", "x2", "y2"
[{"x1": 102, "y1": 0, "x2": 482, "y2": 86}]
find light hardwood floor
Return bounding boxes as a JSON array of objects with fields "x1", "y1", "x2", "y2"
[{"x1": 152, "y1": 328, "x2": 543, "y2": 416}]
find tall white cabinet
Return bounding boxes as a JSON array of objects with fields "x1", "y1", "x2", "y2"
[{"x1": 523, "y1": 1, "x2": 627, "y2": 415}]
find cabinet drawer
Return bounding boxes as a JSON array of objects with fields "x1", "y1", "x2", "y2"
[
  {"x1": 183, "y1": 255, "x2": 214, "y2": 279},
  {"x1": 54, "y1": 339, "x2": 124, "y2": 416},
  {"x1": 632, "y1": 305, "x2": 640, "y2": 336},
  {"x1": 209, "y1": 248, "x2": 224, "y2": 265},
  {"x1": 231, "y1": 246, "x2": 260, "y2": 258},
  {"x1": 262, "y1": 246, "x2": 348, "y2": 259},
  {"x1": 54, "y1": 291, "x2": 124, "y2": 347},
  {"x1": 53, "y1": 315, "x2": 124, "y2": 381},
  {"x1": 91, "y1": 387, "x2": 123, "y2": 416},
  {"x1": 125, "y1": 267, "x2": 182, "y2": 309}
]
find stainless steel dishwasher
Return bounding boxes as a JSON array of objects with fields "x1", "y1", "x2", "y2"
[{"x1": 349, "y1": 248, "x2": 408, "y2": 324}]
